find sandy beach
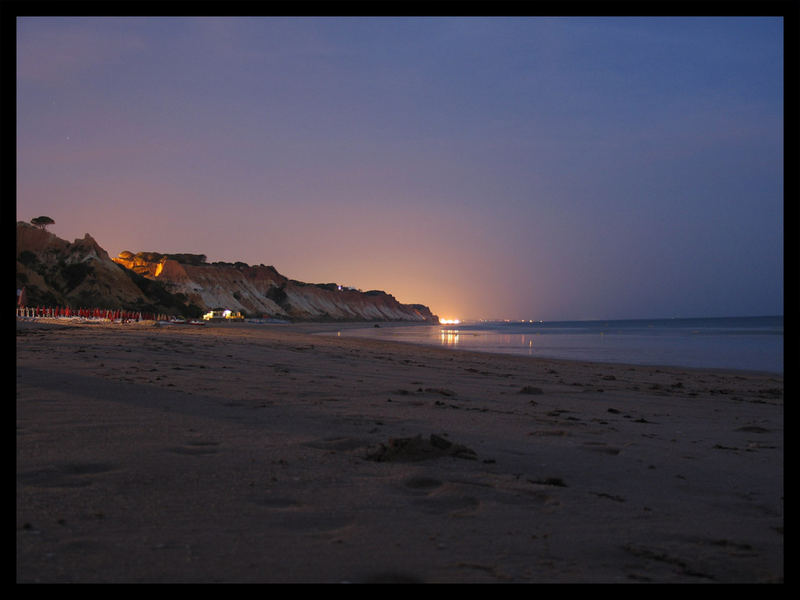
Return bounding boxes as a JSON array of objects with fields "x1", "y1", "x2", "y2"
[{"x1": 16, "y1": 319, "x2": 783, "y2": 583}]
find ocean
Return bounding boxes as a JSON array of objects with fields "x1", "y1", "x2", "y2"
[{"x1": 329, "y1": 316, "x2": 784, "y2": 374}]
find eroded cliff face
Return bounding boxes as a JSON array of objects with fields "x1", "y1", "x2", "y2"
[
  {"x1": 16, "y1": 220, "x2": 437, "y2": 321},
  {"x1": 112, "y1": 251, "x2": 438, "y2": 322},
  {"x1": 16, "y1": 222, "x2": 153, "y2": 309}
]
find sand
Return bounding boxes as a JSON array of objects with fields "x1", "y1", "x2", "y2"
[{"x1": 16, "y1": 319, "x2": 783, "y2": 583}]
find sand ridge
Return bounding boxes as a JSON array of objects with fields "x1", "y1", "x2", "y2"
[{"x1": 16, "y1": 320, "x2": 783, "y2": 582}]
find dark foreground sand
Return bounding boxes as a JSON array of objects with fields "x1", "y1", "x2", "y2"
[{"x1": 16, "y1": 319, "x2": 783, "y2": 583}]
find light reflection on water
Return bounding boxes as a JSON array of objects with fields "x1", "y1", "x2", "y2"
[
  {"x1": 440, "y1": 329, "x2": 460, "y2": 345},
  {"x1": 326, "y1": 317, "x2": 783, "y2": 373}
]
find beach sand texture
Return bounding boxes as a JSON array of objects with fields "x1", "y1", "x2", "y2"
[{"x1": 16, "y1": 320, "x2": 783, "y2": 583}]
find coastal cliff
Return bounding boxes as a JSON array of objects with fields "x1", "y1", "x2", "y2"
[
  {"x1": 16, "y1": 222, "x2": 438, "y2": 322},
  {"x1": 16, "y1": 222, "x2": 159, "y2": 311},
  {"x1": 111, "y1": 251, "x2": 437, "y2": 322}
]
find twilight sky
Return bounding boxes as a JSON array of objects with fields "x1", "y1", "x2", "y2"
[{"x1": 16, "y1": 16, "x2": 784, "y2": 321}]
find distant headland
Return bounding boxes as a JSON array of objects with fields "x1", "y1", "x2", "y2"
[{"x1": 16, "y1": 221, "x2": 438, "y2": 323}]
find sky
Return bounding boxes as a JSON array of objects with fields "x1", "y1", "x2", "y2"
[{"x1": 16, "y1": 16, "x2": 784, "y2": 322}]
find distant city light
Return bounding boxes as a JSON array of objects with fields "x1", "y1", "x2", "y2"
[{"x1": 439, "y1": 318, "x2": 460, "y2": 325}]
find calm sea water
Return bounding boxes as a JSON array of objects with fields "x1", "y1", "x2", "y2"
[{"x1": 330, "y1": 316, "x2": 783, "y2": 374}]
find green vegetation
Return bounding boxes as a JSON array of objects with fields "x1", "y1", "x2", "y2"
[
  {"x1": 266, "y1": 284, "x2": 288, "y2": 307},
  {"x1": 315, "y1": 283, "x2": 339, "y2": 292},
  {"x1": 116, "y1": 263, "x2": 203, "y2": 317},
  {"x1": 166, "y1": 253, "x2": 207, "y2": 265},
  {"x1": 30, "y1": 216, "x2": 55, "y2": 231},
  {"x1": 21, "y1": 284, "x2": 61, "y2": 307},
  {"x1": 18, "y1": 250, "x2": 38, "y2": 266},
  {"x1": 61, "y1": 261, "x2": 94, "y2": 293}
]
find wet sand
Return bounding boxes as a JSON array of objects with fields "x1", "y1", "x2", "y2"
[{"x1": 16, "y1": 319, "x2": 783, "y2": 582}]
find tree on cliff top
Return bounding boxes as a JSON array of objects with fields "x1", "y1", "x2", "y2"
[{"x1": 31, "y1": 216, "x2": 55, "y2": 231}]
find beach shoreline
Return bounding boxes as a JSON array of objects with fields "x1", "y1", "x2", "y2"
[{"x1": 17, "y1": 319, "x2": 783, "y2": 582}]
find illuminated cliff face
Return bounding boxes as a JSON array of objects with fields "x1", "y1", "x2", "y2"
[
  {"x1": 112, "y1": 252, "x2": 166, "y2": 278},
  {"x1": 16, "y1": 222, "x2": 437, "y2": 320},
  {"x1": 111, "y1": 250, "x2": 438, "y2": 322}
]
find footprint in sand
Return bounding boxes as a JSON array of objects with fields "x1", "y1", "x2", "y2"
[
  {"x1": 366, "y1": 434, "x2": 478, "y2": 462},
  {"x1": 404, "y1": 476, "x2": 444, "y2": 491},
  {"x1": 415, "y1": 490, "x2": 481, "y2": 516},
  {"x1": 167, "y1": 440, "x2": 221, "y2": 455},
  {"x1": 582, "y1": 442, "x2": 622, "y2": 455},
  {"x1": 251, "y1": 496, "x2": 304, "y2": 509},
  {"x1": 402, "y1": 479, "x2": 481, "y2": 516},
  {"x1": 276, "y1": 512, "x2": 355, "y2": 534},
  {"x1": 250, "y1": 493, "x2": 354, "y2": 535},
  {"x1": 303, "y1": 437, "x2": 373, "y2": 452},
  {"x1": 20, "y1": 462, "x2": 117, "y2": 488},
  {"x1": 357, "y1": 571, "x2": 425, "y2": 583},
  {"x1": 735, "y1": 426, "x2": 771, "y2": 433}
]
